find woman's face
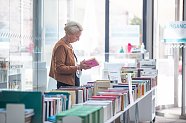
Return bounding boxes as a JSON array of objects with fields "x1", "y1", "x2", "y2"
[{"x1": 68, "y1": 31, "x2": 82, "y2": 43}]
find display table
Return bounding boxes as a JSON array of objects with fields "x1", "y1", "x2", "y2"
[{"x1": 105, "y1": 87, "x2": 156, "y2": 123}]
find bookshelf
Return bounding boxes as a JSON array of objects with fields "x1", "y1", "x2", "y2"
[
  {"x1": 49, "y1": 83, "x2": 156, "y2": 123},
  {"x1": 0, "y1": 57, "x2": 8, "y2": 89},
  {"x1": 93, "y1": 58, "x2": 157, "y2": 123},
  {"x1": 0, "y1": 57, "x2": 25, "y2": 90},
  {"x1": 1, "y1": 53, "x2": 156, "y2": 123},
  {"x1": 48, "y1": 57, "x2": 157, "y2": 123},
  {"x1": 0, "y1": 90, "x2": 43, "y2": 123},
  {"x1": 0, "y1": 86, "x2": 149, "y2": 123},
  {"x1": 104, "y1": 87, "x2": 156, "y2": 123}
]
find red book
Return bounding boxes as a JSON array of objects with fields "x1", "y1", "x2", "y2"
[
  {"x1": 91, "y1": 95, "x2": 117, "y2": 100},
  {"x1": 102, "y1": 89, "x2": 128, "y2": 94},
  {"x1": 84, "y1": 58, "x2": 99, "y2": 67}
]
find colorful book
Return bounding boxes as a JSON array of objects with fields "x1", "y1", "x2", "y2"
[{"x1": 91, "y1": 95, "x2": 118, "y2": 115}]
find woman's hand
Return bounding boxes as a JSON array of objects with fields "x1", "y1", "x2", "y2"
[{"x1": 79, "y1": 60, "x2": 92, "y2": 70}]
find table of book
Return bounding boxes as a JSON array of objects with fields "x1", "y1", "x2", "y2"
[
  {"x1": 44, "y1": 86, "x2": 156, "y2": 123},
  {"x1": 105, "y1": 86, "x2": 156, "y2": 123}
]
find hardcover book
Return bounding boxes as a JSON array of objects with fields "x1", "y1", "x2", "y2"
[{"x1": 84, "y1": 58, "x2": 99, "y2": 67}]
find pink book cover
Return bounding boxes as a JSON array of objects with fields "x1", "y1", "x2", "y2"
[{"x1": 84, "y1": 58, "x2": 99, "y2": 67}]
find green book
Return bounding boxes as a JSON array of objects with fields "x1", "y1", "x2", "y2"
[{"x1": 56, "y1": 105, "x2": 103, "y2": 123}]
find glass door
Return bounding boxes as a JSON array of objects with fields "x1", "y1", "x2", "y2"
[{"x1": 154, "y1": 0, "x2": 184, "y2": 118}]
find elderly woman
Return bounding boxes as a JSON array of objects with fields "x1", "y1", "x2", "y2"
[{"x1": 49, "y1": 21, "x2": 91, "y2": 89}]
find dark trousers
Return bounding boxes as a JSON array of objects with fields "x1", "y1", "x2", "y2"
[
  {"x1": 57, "y1": 81, "x2": 72, "y2": 89},
  {"x1": 57, "y1": 75, "x2": 80, "y2": 89}
]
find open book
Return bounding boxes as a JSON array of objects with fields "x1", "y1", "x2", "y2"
[{"x1": 84, "y1": 58, "x2": 99, "y2": 67}]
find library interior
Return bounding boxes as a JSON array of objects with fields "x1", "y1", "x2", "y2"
[{"x1": 1, "y1": 0, "x2": 186, "y2": 123}]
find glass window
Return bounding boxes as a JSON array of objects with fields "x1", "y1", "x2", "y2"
[
  {"x1": 0, "y1": 0, "x2": 144, "y2": 91},
  {"x1": 154, "y1": 0, "x2": 181, "y2": 107},
  {"x1": 109, "y1": 0, "x2": 143, "y2": 56},
  {"x1": 0, "y1": 1, "x2": 10, "y2": 89},
  {"x1": 42, "y1": 0, "x2": 106, "y2": 87},
  {"x1": 0, "y1": 0, "x2": 33, "y2": 90},
  {"x1": 72, "y1": 0, "x2": 105, "y2": 84},
  {"x1": 43, "y1": 0, "x2": 69, "y2": 90}
]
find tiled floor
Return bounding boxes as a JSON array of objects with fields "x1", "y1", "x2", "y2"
[
  {"x1": 133, "y1": 116, "x2": 186, "y2": 123},
  {"x1": 132, "y1": 108, "x2": 186, "y2": 123},
  {"x1": 155, "y1": 116, "x2": 186, "y2": 123},
  {"x1": 155, "y1": 107, "x2": 186, "y2": 123}
]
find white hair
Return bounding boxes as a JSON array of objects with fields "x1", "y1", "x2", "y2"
[{"x1": 64, "y1": 21, "x2": 83, "y2": 35}]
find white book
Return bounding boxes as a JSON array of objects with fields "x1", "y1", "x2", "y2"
[
  {"x1": 46, "y1": 97, "x2": 62, "y2": 114},
  {"x1": 77, "y1": 90, "x2": 83, "y2": 103},
  {"x1": 85, "y1": 100, "x2": 112, "y2": 119},
  {"x1": 43, "y1": 102, "x2": 46, "y2": 121},
  {"x1": 68, "y1": 95, "x2": 72, "y2": 109},
  {"x1": 63, "y1": 116, "x2": 82, "y2": 123},
  {"x1": 46, "y1": 101, "x2": 50, "y2": 120},
  {"x1": 56, "y1": 97, "x2": 62, "y2": 113},
  {"x1": 44, "y1": 97, "x2": 55, "y2": 119},
  {"x1": 6, "y1": 104, "x2": 25, "y2": 123},
  {"x1": 140, "y1": 69, "x2": 158, "y2": 77}
]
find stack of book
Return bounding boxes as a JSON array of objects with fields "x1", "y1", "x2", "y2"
[
  {"x1": 132, "y1": 78, "x2": 152, "y2": 93},
  {"x1": 44, "y1": 95, "x2": 67, "y2": 121},
  {"x1": 58, "y1": 86, "x2": 90, "y2": 103},
  {"x1": 104, "y1": 88, "x2": 130, "y2": 111},
  {"x1": 91, "y1": 95, "x2": 120, "y2": 116},
  {"x1": 137, "y1": 59, "x2": 158, "y2": 87},
  {"x1": 44, "y1": 91, "x2": 71, "y2": 121},
  {"x1": 93, "y1": 80, "x2": 113, "y2": 95},
  {"x1": 44, "y1": 86, "x2": 95, "y2": 122},
  {"x1": 99, "y1": 88, "x2": 129, "y2": 109},
  {"x1": 120, "y1": 67, "x2": 138, "y2": 83},
  {"x1": 85, "y1": 86, "x2": 130, "y2": 117},
  {"x1": 137, "y1": 59, "x2": 156, "y2": 69},
  {"x1": 82, "y1": 84, "x2": 94, "y2": 99},
  {"x1": 112, "y1": 84, "x2": 136, "y2": 102}
]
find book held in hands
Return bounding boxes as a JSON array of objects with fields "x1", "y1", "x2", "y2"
[{"x1": 84, "y1": 58, "x2": 99, "y2": 67}]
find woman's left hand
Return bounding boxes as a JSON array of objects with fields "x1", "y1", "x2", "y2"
[{"x1": 80, "y1": 60, "x2": 92, "y2": 70}]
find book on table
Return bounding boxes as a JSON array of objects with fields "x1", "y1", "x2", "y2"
[
  {"x1": 84, "y1": 101, "x2": 111, "y2": 121},
  {"x1": 56, "y1": 105, "x2": 104, "y2": 123}
]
